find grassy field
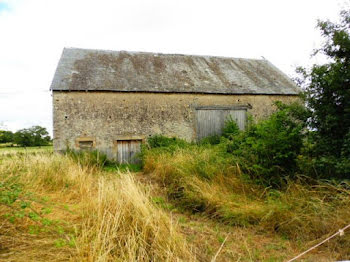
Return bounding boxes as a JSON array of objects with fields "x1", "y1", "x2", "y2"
[
  {"x1": 0, "y1": 150, "x2": 349, "y2": 261},
  {"x1": 0, "y1": 145, "x2": 53, "y2": 155}
]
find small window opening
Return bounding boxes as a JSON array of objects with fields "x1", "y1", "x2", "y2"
[{"x1": 79, "y1": 140, "x2": 93, "y2": 149}]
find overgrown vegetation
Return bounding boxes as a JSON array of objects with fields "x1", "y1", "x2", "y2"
[
  {"x1": 144, "y1": 101, "x2": 310, "y2": 187},
  {"x1": 141, "y1": 98, "x2": 350, "y2": 258},
  {"x1": 143, "y1": 143, "x2": 350, "y2": 238},
  {"x1": 141, "y1": 114, "x2": 350, "y2": 260},
  {"x1": 0, "y1": 153, "x2": 195, "y2": 261},
  {"x1": 2, "y1": 148, "x2": 350, "y2": 261},
  {"x1": 65, "y1": 149, "x2": 142, "y2": 172},
  {"x1": 225, "y1": 102, "x2": 309, "y2": 186}
]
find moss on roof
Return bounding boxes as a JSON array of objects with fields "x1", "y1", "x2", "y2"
[{"x1": 50, "y1": 48, "x2": 300, "y2": 95}]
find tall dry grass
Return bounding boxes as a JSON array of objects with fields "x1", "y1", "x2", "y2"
[
  {"x1": 0, "y1": 153, "x2": 195, "y2": 261},
  {"x1": 143, "y1": 146, "x2": 350, "y2": 256},
  {"x1": 2, "y1": 148, "x2": 350, "y2": 261}
]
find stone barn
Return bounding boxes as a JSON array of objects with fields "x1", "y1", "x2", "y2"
[{"x1": 50, "y1": 48, "x2": 300, "y2": 163}]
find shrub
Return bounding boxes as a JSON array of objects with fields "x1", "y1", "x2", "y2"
[
  {"x1": 198, "y1": 117, "x2": 240, "y2": 146},
  {"x1": 227, "y1": 102, "x2": 308, "y2": 187},
  {"x1": 147, "y1": 135, "x2": 188, "y2": 149},
  {"x1": 222, "y1": 115, "x2": 240, "y2": 139}
]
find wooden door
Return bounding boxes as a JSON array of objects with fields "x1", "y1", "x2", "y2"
[
  {"x1": 228, "y1": 110, "x2": 246, "y2": 130},
  {"x1": 116, "y1": 140, "x2": 142, "y2": 164},
  {"x1": 196, "y1": 109, "x2": 225, "y2": 140},
  {"x1": 196, "y1": 109, "x2": 246, "y2": 140}
]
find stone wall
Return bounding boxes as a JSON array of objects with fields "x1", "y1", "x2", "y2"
[{"x1": 53, "y1": 91, "x2": 299, "y2": 158}]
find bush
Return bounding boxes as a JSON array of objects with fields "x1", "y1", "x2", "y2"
[
  {"x1": 198, "y1": 117, "x2": 240, "y2": 146},
  {"x1": 227, "y1": 102, "x2": 308, "y2": 187},
  {"x1": 147, "y1": 135, "x2": 188, "y2": 149},
  {"x1": 222, "y1": 115, "x2": 240, "y2": 139}
]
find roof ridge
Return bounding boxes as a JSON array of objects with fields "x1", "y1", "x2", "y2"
[{"x1": 63, "y1": 47, "x2": 266, "y2": 62}]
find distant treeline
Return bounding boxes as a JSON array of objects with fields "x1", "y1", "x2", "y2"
[{"x1": 0, "y1": 126, "x2": 52, "y2": 147}]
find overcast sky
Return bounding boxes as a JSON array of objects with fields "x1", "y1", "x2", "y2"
[{"x1": 0, "y1": 0, "x2": 347, "y2": 134}]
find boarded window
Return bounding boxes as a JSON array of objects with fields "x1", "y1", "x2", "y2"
[
  {"x1": 76, "y1": 137, "x2": 95, "y2": 150},
  {"x1": 78, "y1": 140, "x2": 94, "y2": 150},
  {"x1": 196, "y1": 107, "x2": 247, "y2": 140},
  {"x1": 115, "y1": 139, "x2": 142, "y2": 164}
]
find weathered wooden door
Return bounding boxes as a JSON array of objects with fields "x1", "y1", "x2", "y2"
[
  {"x1": 196, "y1": 108, "x2": 246, "y2": 140},
  {"x1": 116, "y1": 140, "x2": 142, "y2": 164},
  {"x1": 228, "y1": 110, "x2": 246, "y2": 131}
]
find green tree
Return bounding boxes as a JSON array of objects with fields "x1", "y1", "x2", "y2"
[
  {"x1": 0, "y1": 130, "x2": 14, "y2": 143},
  {"x1": 14, "y1": 126, "x2": 51, "y2": 147},
  {"x1": 297, "y1": 9, "x2": 350, "y2": 176}
]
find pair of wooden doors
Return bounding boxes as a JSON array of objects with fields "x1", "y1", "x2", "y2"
[{"x1": 196, "y1": 108, "x2": 247, "y2": 140}]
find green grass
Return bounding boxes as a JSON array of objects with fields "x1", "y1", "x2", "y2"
[
  {"x1": 0, "y1": 145, "x2": 53, "y2": 155},
  {"x1": 103, "y1": 163, "x2": 142, "y2": 173}
]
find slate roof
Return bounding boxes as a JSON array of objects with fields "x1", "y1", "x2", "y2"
[{"x1": 50, "y1": 47, "x2": 300, "y2": 95}]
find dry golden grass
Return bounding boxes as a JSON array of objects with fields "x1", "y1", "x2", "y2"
[
  {"x1": 1, "y1": 150, "x2": 350, "y2": 261},
  {"x1": 0, "y1": 153, "x2": 195, "y2": 261},
  {"x1": 143, "y1": 147, "x2": 350, "y2": 260}
]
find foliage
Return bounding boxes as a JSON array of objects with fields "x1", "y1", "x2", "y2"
[
  {"x1": 297, "y1": 9, "x2": 350, "y2": 178},
  {"x1": 198, "y1": 116, "x2": 240, "y2": 145},
  {"x1": 222, "y1": 115, "x2": 241, "y2": 139},
  {"x1": 0, "y1": 130, "x2": 14, "y2": 143},
  {"x1": 147, "y1": 134, "x2": 189, "y2": 149},
  {"x1": 0, "y1": 173, "x2": 69, "y2": 238},
  {"x1": 227, "y1": 102, "x2": 308, "y2": 187},
  {"x1": 14, "y1": 126, "x2": 51, "y2": 147},
  {"x1": 143, "y1": 135, "x2": 191, "y2": 158}
]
